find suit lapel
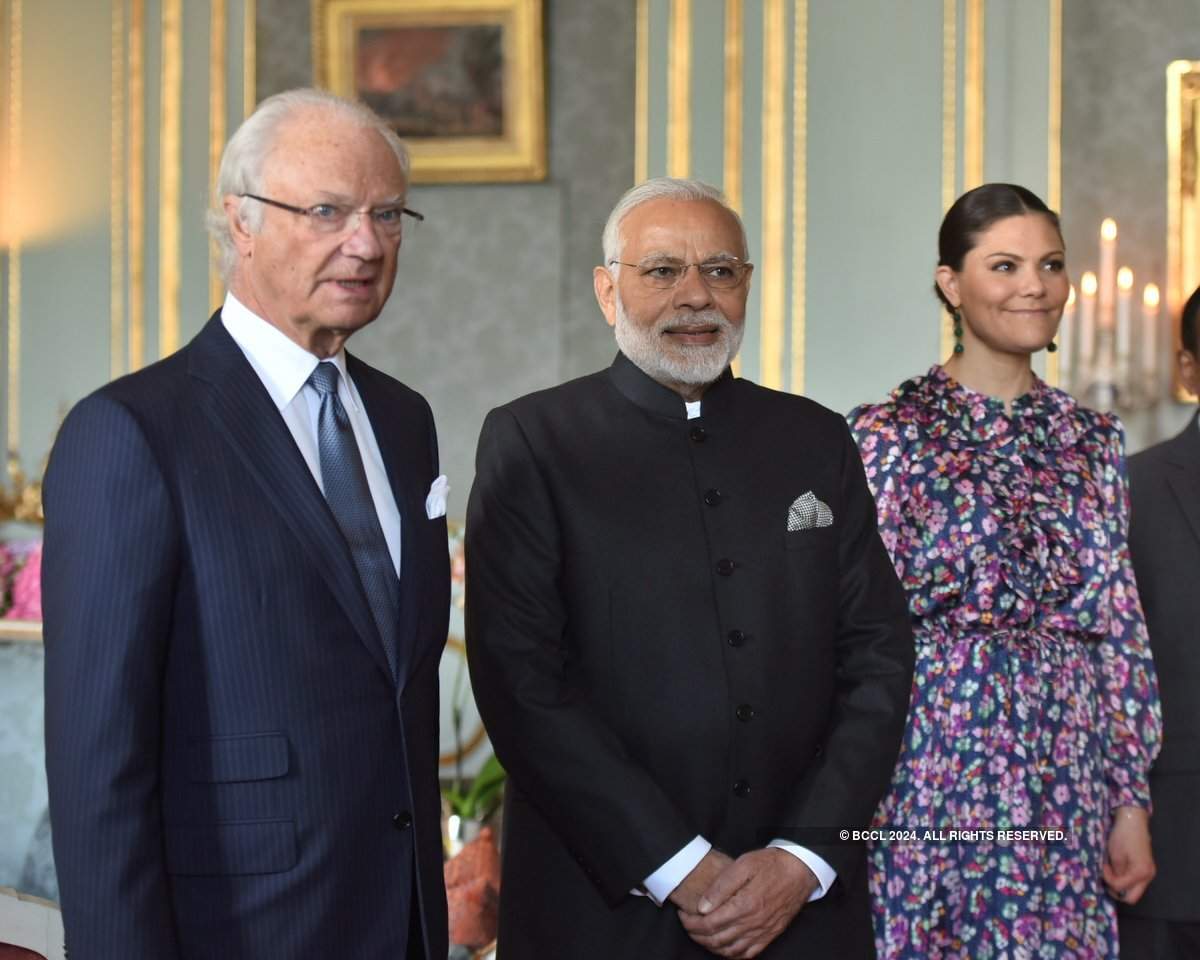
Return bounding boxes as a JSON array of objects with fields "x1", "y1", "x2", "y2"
[
  {"x1": 1165, "y1": 413, "x2": 1200, "y2": 551},
  {"x1": 187, "y1": 314, "x2": 394, "y2": 682},
  {"x1": 349, "y1": 354, "x2": 426, "y2": 689}
]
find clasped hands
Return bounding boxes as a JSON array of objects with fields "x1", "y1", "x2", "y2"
[{"x1": 668, "y1": 848, "x2": 818, "y2": 958}]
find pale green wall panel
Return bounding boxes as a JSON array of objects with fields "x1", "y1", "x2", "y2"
[
  {"x1": 646, "y1": 0, "x2": 670, "y2": 179},
  {"x1": 17, "y1": 0, "x2": 113, "y2": 468},
  {"x1": 738, "y1": 0, "x2": 764, "y2": 383},
  {"x1": 180, "y1": 0, "x2": 214, "y2": 341},
  {"x1": 805, "y1": 0, "x2": 944, "y2": 414},
  {"x1": 984, "y1": 0, "x2": 1050, "y2": 197},
  {"x1": 689, "y1": 1, "x2": 725, "y2": 187}
]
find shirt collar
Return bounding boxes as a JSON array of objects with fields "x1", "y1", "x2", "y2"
[
  {"x1": 607, "y1": 351, "x2": 734, "y2": 420},
  {"x1": 221, "y1": 292, "x2": 356, "y2": 411}
]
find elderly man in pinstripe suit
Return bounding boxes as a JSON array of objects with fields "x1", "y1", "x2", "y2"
[{"x1": 42, "y1": 88, "x2": 449, "y2": 959}]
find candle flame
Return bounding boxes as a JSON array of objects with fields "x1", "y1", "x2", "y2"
[
  {"x1": 1081, "y1": 271, "x2": 1098, "y2": 296},
  {"x1": 1117, "y1": 267, "x2": 1134, "y2": 291},
  {"x1": 1143, "y1": 283, "x2": 1160, "y2": 307},
  {"x1": 1066, "y1": 285, "x2": 1076, "y2": 306},
  {"x1": 1101, "y1": 218, "x2": 1118, "y2": 241}
]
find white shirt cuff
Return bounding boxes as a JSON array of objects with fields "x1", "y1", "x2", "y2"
[
  {"x1": 767, "y1": 840, "x2": 837, "y2": 901},
  {"x1": 639, "y1": 835, "x2": 712, "y2": 906}
]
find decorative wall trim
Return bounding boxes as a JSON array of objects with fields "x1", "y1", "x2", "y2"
[
  {"x1": 129, "y1": 0, "x2": 145, "y2": 370},
  {"x1": 243, "y1": 0, "x2": 255, "y2": 115},
  {"x1": 159, "y1": 0, "x2": 182, "y2": 358},
  {"x1": 111, "y1": 0, "x2": 126, "y2": 380},
  {"x1": 939, "y1": 0, "x2": 956, "y2": 359},
  {"x1": 759, "y1": 0, "x2": 785, "y2": 390},
  {"x1": 667, "y1": 0, "x2": 691, "y2": 178},
  {"x1": 963, "y1": 0, "x2": 984, "y2": 189},
  {"x1": 635, "y1": 0, "x2": 648, "y2": 183},
  {"x1": 210, "y1": 0, "x2": 226, "y2": 311},
  {"x1": 722, "y1": 0, "x2": 742, "y2": 210},
  {"x1": 1045, "y1": 0, "x2": 1062, "y2": 384},
  {"x1": 5, "y1": 0, "x2": 21, "y2": 450},
  {"x1": 789, "y1": 0, "x2": 806, "y2": 394}
]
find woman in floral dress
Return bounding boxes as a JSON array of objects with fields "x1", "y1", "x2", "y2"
[{"x1": 849, "y1": 183, "x2": 1161, "y2": 959}]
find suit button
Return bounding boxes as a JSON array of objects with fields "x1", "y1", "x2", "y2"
[
  {"x1": 690, "y1": 426, "x2": 708, "y2": 442},
  {"x1": 736, "y1": 704, "x2": 755, "y2": 722},
  {"x1": 815, "y1": 744, "x2": 824, "y2": 756},
  {"x1": 715, "y1": 558, "x2": 735, "y2": 576},
  {"x1": 704, "y1": 489, "x2": 723, "y2": 506},
  {"x1": 732, "y1": 779, "x2": 751, "y2": 797},
  {"x1": 392, "y1": 811, "x2": 412, "y2": 830},
  {"x1": 727, "y1": 629, "x2": 746, "y2": 647}
]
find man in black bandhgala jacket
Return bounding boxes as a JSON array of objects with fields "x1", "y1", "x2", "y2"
[{"x1": 466, "y1": 177, "x2": 914, "y2": 958}]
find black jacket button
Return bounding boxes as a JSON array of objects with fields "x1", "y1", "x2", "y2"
[
  {"x1": 736, "y1": 704, "x2": 754, "y2": 722},
  {"x1": 704, "y1": 489, "x2": 723, "y2": 506},
  {"x1": 392, "y1": 811, "x2": 412, "y2": 830},
  {"x1": 732, "y1": 779, "x2": 751, "y2": 797},
  {"x1": 715, "y1": 558, "x2": 735, "y2": 576},
  {"x1": 690, "y1": 426, "x2": 708, "y2": 442},
  {"x1": 727, "y1": 629, "x2": 746, "y2": 647}
]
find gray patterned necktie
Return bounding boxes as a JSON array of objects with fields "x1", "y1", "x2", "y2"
[{"x1": 308, "y1": 361, "x2": 400, "y2": 680}]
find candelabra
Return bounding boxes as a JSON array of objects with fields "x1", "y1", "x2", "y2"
[{"x1": 1058, "y1": 218, "x2": 1166, "y2": 412}]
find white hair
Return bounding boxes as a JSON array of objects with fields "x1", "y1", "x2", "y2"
[
  {"x1": 600, "y1": 177, "x2": 748, "y2": 272},
  {"x1": 206, "y1": 87, "x2": 411, "y2": 280}
]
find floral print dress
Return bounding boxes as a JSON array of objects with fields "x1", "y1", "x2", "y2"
[{"x1": 848, "y1": 366, "x2": 1161, "y2": 960}]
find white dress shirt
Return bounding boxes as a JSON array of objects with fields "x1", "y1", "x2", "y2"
[
  {"x1": 220, "y1": 292, "x2": 402, "y2": 576},
  {"x1": 638, "y1": 398, "x2": 837, "y2": 905}
]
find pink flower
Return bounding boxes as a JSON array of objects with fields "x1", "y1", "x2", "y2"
[{"x1": 6, "y1": 541, "x2": 42, "y2": 620}]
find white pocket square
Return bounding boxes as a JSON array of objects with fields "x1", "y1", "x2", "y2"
[
  {"x1": 425, "y1": 475, "x2": 449, "y2": 519},
  {"x1": 787, "y1": 491, "x2": 833, "y2": 530}
]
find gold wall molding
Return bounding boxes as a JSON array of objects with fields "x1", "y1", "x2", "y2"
[
  {"x1": 6, "y1": 0, "x2": 22, "y2": 450},
  {"x1": 111, "y1": 0, "x2": 126, "y2": 380},
  {"x1": 129, "y1": 0, "x2": 145, "y2": 370},
  {"x1": 722, "y1": 0, "x2": 742, "y2": 210},
  {"x1": 159, "y1": 0, "x2": 182, "y2": 358},
  {"x1": 789, "y1": 0, "x2": 806, "y2": 394},
  {"x1": 244, "y1": 0, "x2": 255, "y2": 115},
  {"x1": 963, "y1": 0, "x2": 984, "y2": 189},
  {"x1": 667, "y1": 0, "x2": 691, "y2": 178},
  {"x1": 759, "y1": 0, "x2": 785, "y2": 390},
  {"x1": 210, "y1": 0, "x2": 227, "y2": 311},
  {"x1": 1045, "y1": 0, "x2": 1062, "y2": 384},
  {"x1": 635, "y1": 0, "x2": 648, "y2": 183},
  {"x1": 1167, "y1": 59, "x2": 1200, "y2": 400}
]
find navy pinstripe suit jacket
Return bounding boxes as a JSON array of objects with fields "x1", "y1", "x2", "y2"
[{"x1": 42, "y1": 314, "x2": 450, "y2": 959}]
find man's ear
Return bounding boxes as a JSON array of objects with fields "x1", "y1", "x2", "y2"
[
  {"x1": 1178, "y1": 348, "x2": 1200, "y2": 397},
  {"x1": 934, "y1": 265, "x2": 960, "y2": 309},
  {"x1": 223, "y1": 195, "x2": 256, "y2": 257},
  {"x1": 594, "y1": 265, "x2": 618, "y2": 329}
]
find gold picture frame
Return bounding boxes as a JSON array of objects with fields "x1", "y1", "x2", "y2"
[
  {"x1": 1167, "y1": 60, "x2": 1200, "y2": 401},
  {"x1": 313, "y1": 0, "x2": 546, "y2": 183}
]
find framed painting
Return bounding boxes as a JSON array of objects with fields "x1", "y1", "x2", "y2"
[
  {"x1": 1168, "y1": 60, "x2": 1200, "y2": 401},
  {"x1": 313, "y1": 0, "x2": 546, "y2": 183}
]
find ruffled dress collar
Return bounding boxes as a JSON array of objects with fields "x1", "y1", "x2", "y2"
[{"x1": 895, "y1": 364, "x2": 1080, "y2": 451}]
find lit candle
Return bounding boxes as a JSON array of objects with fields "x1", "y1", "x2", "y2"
[
  {"x1": 1079, "y1": 271, "x2": 1098, "y2": 372},
  {"x1": 1098, "y1": 218, "x2": 1118, "y2": 331},
  {"x1": 1142, "y1": 283, "x2": 1160, "y2": 382},
  {"x1": 1059, "y1": 284, "x2": 1076, "y2": 390},
  {"x1": 1116, "y1": 266, "x2": 1134, "y2": 369}
]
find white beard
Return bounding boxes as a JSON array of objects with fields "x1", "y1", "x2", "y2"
[{"x1": 613, "y1": 294, "x2": 744, "y2": 389}]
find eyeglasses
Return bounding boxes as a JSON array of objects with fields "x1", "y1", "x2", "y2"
[
  {"x1": 240, "y1": 193, "x2": 424, "y2": 237},
  {"x1": 608, "y1": 256, "x2": 753, "y2": 290}
]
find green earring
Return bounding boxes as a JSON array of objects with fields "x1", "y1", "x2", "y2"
[
  {"x1": 1046, "y1": 340, "x2": 1058, "y2": 353},
  {"x1": 953, "y1": 312, "x2": 964, "y2": 355}
]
